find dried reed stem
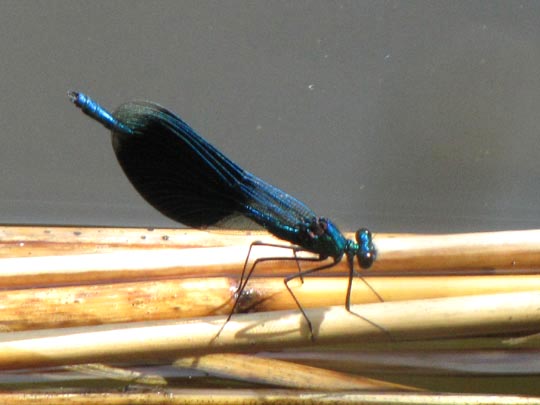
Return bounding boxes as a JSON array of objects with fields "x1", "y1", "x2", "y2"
[{"x1": 0, "y1": 291, "x2": 537, "y2": 370}]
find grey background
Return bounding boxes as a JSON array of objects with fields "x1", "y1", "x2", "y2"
[{"x1": 1, "y1": 1, "x2": 540, "y2": 233}]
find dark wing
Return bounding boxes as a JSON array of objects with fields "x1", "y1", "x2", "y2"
[
  {"x1": 238, "y1": 172, "x2": 317, "y2": 245},
  {"x1": 111, "y1": 101, "x2": 317, "y2": 237}
]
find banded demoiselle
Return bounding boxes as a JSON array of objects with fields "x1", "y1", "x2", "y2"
[{"x1": 68, "y1": 91, "x2": 377, "y2": 336}]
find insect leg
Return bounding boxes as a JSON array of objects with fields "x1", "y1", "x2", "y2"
[
  {"x1": 217, "y1": 243, "x2": 326, "y2": 336},
  {"x1": 284, "y1": 259, "x2": 341, "y2": 339}
]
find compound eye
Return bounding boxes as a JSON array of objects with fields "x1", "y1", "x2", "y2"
[
  {"x1": 355, "y1": 228, "x2": 376, "y2": 269},
  {"x1": 357, "y1": 250, "x2": 375, "y2": 269},
  {"x1": 356, "y1": 228, "x2": 372, "y2": 244}
]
